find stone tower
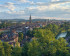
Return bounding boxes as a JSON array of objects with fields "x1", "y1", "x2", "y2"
[{"x1": 29, "y1": 14, "x2": 32, "y2": 23}]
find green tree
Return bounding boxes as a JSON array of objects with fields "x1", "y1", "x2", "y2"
[
  {"x1": 12, "y1": 47, "x2": 22, "y2": 56},
  {"x1": 28, "y1": 39, "x2": 41, "y2": 56},
  {"x1": 33, "y1": 28, "x2": 69, "y2": 56},
  {"x1": 27, "y1": 30, "x2": 35, "y2": 37},
  {"x1": 0, "y1": 40, "x2": 5, "y2": 56},
  {"x1": 3, "y1": 42, "x2": 12, "y2": 56},
  {"x1": 22, "y1": 42, "x2": 28, "y2": 56},
  {"x1": 18, "y1": 32, "x2": 24, "y2": 42}
]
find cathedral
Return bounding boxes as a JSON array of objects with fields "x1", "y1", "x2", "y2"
[{"x1": 29, "y1": 14, "x2": 32, "y2": 23}]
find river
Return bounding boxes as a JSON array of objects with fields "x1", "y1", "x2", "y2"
[{"x1": 56, "y1": 32, "x2": 67, "y2": 39}]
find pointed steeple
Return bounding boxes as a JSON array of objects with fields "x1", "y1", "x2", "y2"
[{"x1": 29, "y1": 14, "x2": 32, "y2": 23}]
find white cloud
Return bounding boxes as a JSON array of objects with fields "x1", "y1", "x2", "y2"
[
  {"x1": 9, "y1": 10, "x2": 25, "y2": 14},
  {"x1": 27, "y1": 2, "x2": 70, "y2": 12},
  {"x1": 5, "y1": 2, "x2": 15, "y2": 11},
  {"x1": 14, "y1": 0, "x2": 30, "y2": 3},
  {"x1": 31, "y1": 1, "x2": 70, "y2": 6},
  {"x1": 52, "y1": 0, "x2": 60, "y2": 2},
  {"x1": 0, "y1": 2, "x2": 15, "y2": 11},
  {"x1": 30, "y1": 1, "x2": 35, "y2": 5},
  {"x1": 29, "y1": 0, "x2": 70, "y2": 12},
  {"x1": 0, "y1": 0, "x2": 70, "y2": 19},
  {"x1": 5, "y1": 2, "x2": 14, "y2": 5}
]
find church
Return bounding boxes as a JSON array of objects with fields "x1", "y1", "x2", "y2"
[{"x1": 29, "y1": 14, "x2": 32, "y2": 24}]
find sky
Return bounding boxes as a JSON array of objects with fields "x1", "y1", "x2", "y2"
[{"x1": 0, "y1": 0, "x2": 70, "y2": 20}]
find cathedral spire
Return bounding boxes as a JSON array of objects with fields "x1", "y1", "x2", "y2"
[{"x1": 29, "y1": 14, "x2": 32, "y2": 23}]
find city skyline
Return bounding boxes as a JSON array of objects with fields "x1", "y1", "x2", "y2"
[{"x1": 0, "y1": 0, "x2": 70, "y2": 20}]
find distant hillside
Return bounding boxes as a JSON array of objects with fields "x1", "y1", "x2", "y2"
[
  {"x1": 0, "y1": 19, "x2": 49, "y2": 22},
  {"x1": 32, "y1": 19, "x2": 48, "y2": 22},
  {"x1": 0, "y1": 19, "x2": 69, "y2": 23}
]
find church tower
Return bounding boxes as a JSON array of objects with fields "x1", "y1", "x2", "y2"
[{"x1": 29, "y1": 14, "x2": 32, "y2": 23}]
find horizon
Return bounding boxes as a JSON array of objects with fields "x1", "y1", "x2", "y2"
[
  {"x1": 0, "y1": 0, "x2": 70, "y2": 20},
  {"x1": 0, "y1": 18, "x2": 70, "y2": 21}
]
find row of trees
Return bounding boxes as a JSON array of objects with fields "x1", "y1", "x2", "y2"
[{"x1": 0, "y1": 38, "x2": 70, "y2": 56}]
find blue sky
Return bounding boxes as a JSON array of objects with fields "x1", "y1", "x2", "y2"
[{"x1": 0, "y1": 0, "x2": 70, "y2": 20}]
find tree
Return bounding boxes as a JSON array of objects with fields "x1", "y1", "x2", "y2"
[
  {"x1": 3, "y1": 42, "x2": 12, "y2": 56},
  {"x1": 18, "y1": 32, "x2": 24, "y2": 42},
  {"x1": 22, "y1": 42, "x2": 28, "y2": 56},
  {"x1": 27, "y1": 30, "x2": 35, "y2": 37},
  {"x1": 12, "y1": 47, "x2": 22, "y2": 56},
  {"x1": 28, "y1": 39, "x2": 41, "y2": 56},
  {"x1": 0, "y1": 40, "x2": 5, "y2": 56},
  {"x1": 33, "y1": 28, "x2": 69, "y2": 56}
]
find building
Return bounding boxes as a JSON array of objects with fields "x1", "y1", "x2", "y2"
[{"x1": 29, "y1": 14, "x2": 32, "y2": 24}]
